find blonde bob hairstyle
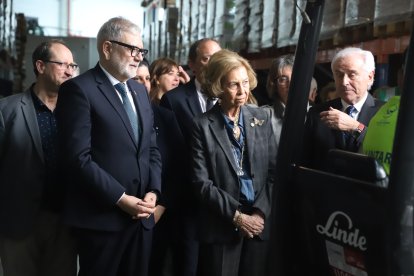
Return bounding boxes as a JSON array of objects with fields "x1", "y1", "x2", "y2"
[{"x1": 201, "y1": 49, "x2": 257, "y2": 99}]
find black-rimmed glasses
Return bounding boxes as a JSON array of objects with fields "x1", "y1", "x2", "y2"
[
  {"x1": 44, "y1": 60, "x2": 79, "y2": 70},
  {"x1": 109, "y1": 40, "x2": 149, "y2": 57}
]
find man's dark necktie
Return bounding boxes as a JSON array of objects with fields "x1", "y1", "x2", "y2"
[
  {"x1": 345, "y1": 105, "x2": 356, "y2": 116},
  {"x1": 206, "y1": 97, "x2": 216, "y2": 111},
  {"x1": 344, "y1": 105, "x2": 356, "y2": 149},
  {"x1": 114, "y1": 83, "x2": 139, "y2": 142}
]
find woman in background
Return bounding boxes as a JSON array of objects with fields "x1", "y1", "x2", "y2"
[
  {"x1": 262, "y1": 54, "x2": 295, "y2": 146},
  {"x1": 133, "y1": 60, "x2": 186, "y2": 276},
  {"x1": 148, "y1": 57, "x2": 190, "y2": 104}
]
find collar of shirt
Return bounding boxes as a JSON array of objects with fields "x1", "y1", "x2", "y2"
[
  {"x1": 341, "y1": 92, "x2": 368, "y2": 119},
  {"x1": 30, "y1": 87, "x2": 51, "y2": 112},
  {"x1": 99, "y1": 63, "x2": 136, "y2": 113},
  {"x1": 195, "y1": 78, "x2": 208, "y2": 112},
  {"x1": 194, "y1": 78, "x2": 202, "y2": 93},
  {"x1": 99, "y1": 62, "x2": 121, "y2": 87},
  {"x1": 196, "y1": 78, "x2": 218, "y2": 113}
]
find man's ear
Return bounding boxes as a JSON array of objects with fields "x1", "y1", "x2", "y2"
[
  {"x1": 368, "y1": 70, "x2": 375, "y2": 85},
  {"x1": 102, "y1": 41, "x2": 112, "y2": 60},
  {"x1": 35, "y1": 60, "x2": 46, "y2": 74}
]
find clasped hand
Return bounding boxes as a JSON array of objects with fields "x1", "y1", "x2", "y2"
[
  {"x1": 238, "y1": 212, "x2": 264, "y2": 239},
  {"x1": 117, "y1": 192, "x2": 157, "y2": 219}
]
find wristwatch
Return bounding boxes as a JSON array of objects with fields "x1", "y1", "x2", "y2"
[{"x1": 355, "y1": 122, "x2": 365, "y2": 134}]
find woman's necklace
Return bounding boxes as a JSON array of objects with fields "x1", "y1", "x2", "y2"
[
  {"x1": 233, "y1": 108, "x2": 241, "y2": 140},
  {"x1": 236, "y1": 145, "x2": 245, "y2": 176}
]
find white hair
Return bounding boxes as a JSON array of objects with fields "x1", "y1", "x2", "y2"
[{"x1": 331, "y1": 47, "x2": 375, "y2": 73}]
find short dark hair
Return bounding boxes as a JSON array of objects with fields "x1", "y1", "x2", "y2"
[
  {"x1": 188, "y1": 38, "x2": 219, "y2": 63},
  {"x1": 139, "y1": 57, "x2": 150, "y2": 68},
  {"x1": 31, "y1": 39, "x2": 68, "y2": 76}
]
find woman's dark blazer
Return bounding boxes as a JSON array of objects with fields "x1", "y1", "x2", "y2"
[{"x1": 191, "y1": 104, "x2": 277, "y2": 243}]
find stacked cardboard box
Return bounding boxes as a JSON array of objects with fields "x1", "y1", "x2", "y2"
[
  {"x1": 261, "y1": 0, "x2": 277, "y2": 49},
  {"x1": 375, "y1": 0, "x2": 414, "y2": 25},
  {"x1": 247, "y1": 0, "x2": 263, "y2": 52},
  {"x1": 233, "y1": 0, "x2": 249, "y2": 51}
]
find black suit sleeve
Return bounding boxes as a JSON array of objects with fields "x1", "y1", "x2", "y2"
[{"x1": 159, "y1": 93, "x2": 173, "y2": 111}]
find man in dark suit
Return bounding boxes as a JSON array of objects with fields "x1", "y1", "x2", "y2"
[
  {"x1": 0, "y1": 40, "x2": 77, "y2": 276},
  {"x1": 302, "y1": 47, "x2": 384, "y2": 170},
  {"x1": 55, "y1": 17, "x2": 161, "y2": 276},
  {"x1": 160, "y1": 38, "x2": 221, "y2": 144},
  {"x1": 159, "y1": 38, "x2": 221, "y2": 276}
]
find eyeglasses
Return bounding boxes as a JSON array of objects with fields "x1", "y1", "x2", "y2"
[
  {"x1": 44, "y1": 60, "x2": 79, "y2": 71},
  {"x1": 109, "y1": 40, "x2": 149, "y2": 57},
  {"x1": 275, "y1": 76, "x2": 290, "y2": 85}
]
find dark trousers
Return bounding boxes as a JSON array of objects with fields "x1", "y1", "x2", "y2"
[
  {"x1": 0, "y1": 210, "x2": 77, "y2": 276},
  {"x1": 198, "y1": 236, "x2": 269, "y2": 276},
  {"x1": 149, "y1": 212, "x2": 199, "y2": 276},
  {"x1": 149, "y1": 211, "x2": 174, "y2": 276},
  {"x1": 176, "y1": 215, "x2": 199, "y2": 276},
  {"x1": 76, "y1": 221, "x2": 152, "y2": 276}
]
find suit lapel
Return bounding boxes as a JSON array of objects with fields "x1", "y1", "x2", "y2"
[
  {"x1": 358, "y1": 93, "x2": 376, "y2": 125},
  {"x1": 243, "y1": 106, "x2": 256, "y2": 173},
  {"x1": 208, "y1": 107, "x2": 240, "y2": 174},
  {"x1": 20, "y1": 92, "x2": 44, "y2": 163},
  {"x1": 185, "y1": 80, "x2": 202, "y2": 116},
  {"x1": 94, "y1": 67, "x2": 138, "y2": 149},
  {"x1": 127, "y1": 80, "x2": 147, "y2": 151}
]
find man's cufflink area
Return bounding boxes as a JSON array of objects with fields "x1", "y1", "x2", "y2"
[{"x1": 355, "y1": 122, "x2": 365, "y2": 133}]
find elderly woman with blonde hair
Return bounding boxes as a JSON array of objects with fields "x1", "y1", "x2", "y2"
[{"x1": 191, "y1": 49, "x2": 277, "y2": 276}]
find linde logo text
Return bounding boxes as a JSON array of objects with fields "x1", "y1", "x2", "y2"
[{"x1": 316, "y1": 211, "x2": 367, "y2": 251}]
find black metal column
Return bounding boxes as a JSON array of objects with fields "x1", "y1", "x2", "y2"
[
  {"x1": 269, "y1": 1, "x2": 325, "y2": 275},
  {"x1": 387, "y1": 20, "x2": 414, "y2": 276}
]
